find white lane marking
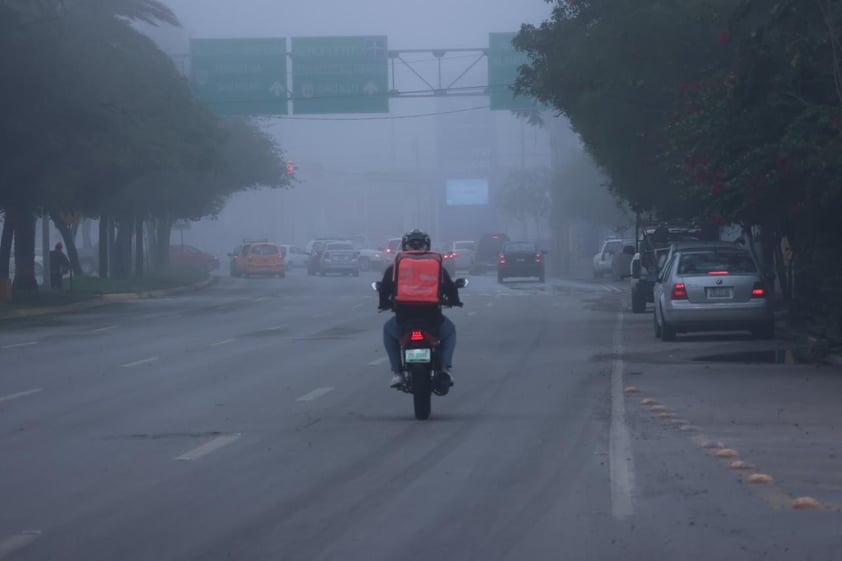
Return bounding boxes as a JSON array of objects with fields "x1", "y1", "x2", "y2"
[
  {"x1": 368, "y1": 357, "x2": 388, "y2": 366},
  {"x1": 0, "y1": 341, "x2": 38, "y2": 350},
  {"x1": 209, "y1": 338, "x2": 235, "y2": 347},
  {"x1": 253, "y1": 296, "x2": 272, "y2": 302},
  {"x1": 121, "y1": 356, "x2": 160, "y2": 368},
  {"x1": 609, "y1": 312, "x2": 635, "y2": 519},
  {"x1": 89, "y1": 325, "x2": 119, "y2": 334},
  {"x1": 352, "y1": 303, "x2": 364, "y2": 309},
  {"x1": 0, "y1": 388, "x2": 44, "y2": 405},
  {"x1": 0, "y1": 531, "x2": 42, "y2": 559},
  {"x1": 486, "y1": 302, "x2": 495, "y2": 307},
  {"x1": 296, "y1": 387, "x2": 334, "y2": 402},
  {"x1": 467, "y1": 311, "x2": 478, "y2": 316},
  {"x1": 267, "y1": 324, "x2": 288, "y2": 331},
  {"x1": 175, "y1": 434, "x2": 241, "y2": 461}
]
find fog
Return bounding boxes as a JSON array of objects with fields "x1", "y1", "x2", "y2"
[{"x1": 145, "y1": 0, "x2": 599, "y2": 255}]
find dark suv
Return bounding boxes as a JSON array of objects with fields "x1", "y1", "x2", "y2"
[
  {"x1": 497, "y1": 241, "x2": 546, "y2": 283},
  {"x1": 471, "y1": 233, "x2": 510, "y2": 273}
]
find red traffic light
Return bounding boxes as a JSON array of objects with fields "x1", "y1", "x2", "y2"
[{"x1": 286, "y1": 161, "x2": 295, "y2": 175}]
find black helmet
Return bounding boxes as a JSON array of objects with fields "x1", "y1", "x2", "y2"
[{"x1": 401, "y1": 229, "x2": 431, "y2": 251}]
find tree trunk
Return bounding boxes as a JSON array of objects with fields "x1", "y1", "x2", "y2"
[
  {"x1": 112, "y1": 216, "x2": 133, "y2": 279},
  {"x1": 155, "y1": 217, "x2": 172, "y2": 269},
  {"x1": 0, "y1": 213, "x2": 13, "y2": 279},
  {"x1": 135, "y1": 218, "x2": 144, "y2": 277},
  {"x1": 51, "y1": 213, "x2": 82, "y2": 276},
  {"x1": 98, "y1": 214, "x2": 109, "y2": 278},
  {"x1": 11, "y1": 206, "x2": 38, "y2": 292}
]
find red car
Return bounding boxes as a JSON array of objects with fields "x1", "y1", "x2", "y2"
[{"x1": 169, "y1": 245, "x2": 220, "y2": 272}]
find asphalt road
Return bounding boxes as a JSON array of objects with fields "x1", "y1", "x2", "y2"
[{"x1": 1, "y1": 269, "x2": 841, "y2": 560}]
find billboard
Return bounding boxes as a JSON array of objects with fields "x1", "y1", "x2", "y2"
[{"x1": 446, "y1": 178, "x2": 489, "y2": 206}]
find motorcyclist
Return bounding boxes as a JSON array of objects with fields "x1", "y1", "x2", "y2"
[{"x1": 377, "y1": 229, "x2": 463, "y2": 389}]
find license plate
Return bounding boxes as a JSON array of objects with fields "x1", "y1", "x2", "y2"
[
  {"x1": 516, "y1": 258, "x2": 526, "y2": 263},
  {"x1": 404, "y1": 348, "x2": 431, "y2": 363},
  {"x1": 706, "y1": 287, "x2": 733, "y2": 298}
]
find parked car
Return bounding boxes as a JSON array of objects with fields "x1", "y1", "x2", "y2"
[
  {"x1": 169, "y1": 244, "x2": 220, "y2": 272},
  {"x1": 278, "y1": 244, "x2": 309, "y2": 269},
  {"x1": 611, "y1": 242, "x2": 637, "y2": 280},
  {"x1": 229, "y1": 241, "x2": 285, "y2": 278},
  {"x1": 653, "y1": 245, "x2": 774, "y2": 341},
  {"x1": 472, "y1": 233, "x2": 510, "y2": 273},
  {"x1": 449, "y1": 240, "x2": 476, "y2": 271},
  {"x1": 497, "y1": 241, "x2": 546, "y2": 283},
  {"x1": 593, "y1": 238, "x2": 630, "y2": 278},
  {"x1": 309, "y1": 241, "x2": 360, "y2": 276}
]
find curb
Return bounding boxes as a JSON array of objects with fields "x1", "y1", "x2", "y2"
[{"x1": 0, "y1": 276, "x2": 217, "y2": 322}]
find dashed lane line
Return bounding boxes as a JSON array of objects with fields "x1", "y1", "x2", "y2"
[
  {"x1": 0, "y1": 388, "x2": 44, "y2": 405},
  {"x1": 296, "y1": 387, "x2": 334, "y2": 402},
  {"x1": 121, "y1": 356, "x2": 160, "y2": 368},
  {"x1": 0, "y1": 531, "x2": 42, "y2": 559},
  {"x1": 368, "y1": 357, "x2": 389, "y2": 366},
  {"x1": 1, "y1": 341, "x2": 38, "y2": 350},
  {"x1": 175, "y1": 434, "x2": 242, "y2": 461},
  {"x1": 208, "y1": 338, "x2": 235, "y2": 347},
  {"x1": 88, "y1": 325, "x2": 119, "y2": 334}
]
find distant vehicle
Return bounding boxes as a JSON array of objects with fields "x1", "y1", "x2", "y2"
[
  {"x1": 653, "y1": 245, "x2": 774, "y2": 340},
  {"x1": 381, "y1": 237, "x2": 403, "y2": 264},
  {"x1": 278, "y1": 244, "x2": 309, "y2": 269},
  {"x1": 353, "y1": 246, "x2": 386, "y2": 271},
  {"x1": 497, "y1": 241, "x2": 546, "y2": 283},
  {"x1": 472, "y1": 233, "x2": 510, "y2": 273},
  {"x1": 309, "y1": 241, "x2": 360, "y2": 276},
  {"x1": 169, "y1": 244, "x2": 220, "y2": 272},
  {"x1": 448, "y1": 240, "x2": 476, "y2": 271},
  {"x1": 431, "y1": 242, "x2": 457, "y2": 277},
  {"x1": 229, "y1": 241, "x2": 285, "y2": 278}
]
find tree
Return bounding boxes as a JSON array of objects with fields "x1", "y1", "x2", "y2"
[{"x1": 496, "y1": 168, "x2": 553, "y2": 238}]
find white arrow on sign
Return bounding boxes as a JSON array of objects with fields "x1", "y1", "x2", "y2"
[
  {"x1": 362, "y1": 81, "x2": 379, "y2": 96},
  {"x1": 269, "y1": 81, "x2": 285, "y2": 97}
]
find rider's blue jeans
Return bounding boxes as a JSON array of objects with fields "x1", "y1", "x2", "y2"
[{"x1": 383, "y1": 315, "x2": 456, "y2": 373}]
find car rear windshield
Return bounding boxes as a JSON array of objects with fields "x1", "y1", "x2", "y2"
[
  {"x1": 504, "y1": 242, "x2": 536, "y2": 253},
  {"x1": 328, "y1": 243, "x2": 354, "y2": 250},
  {"x1": 604, "y1": 240, "x2": 622, "y2": 253},
  {"x1": 677, "y1": 250, "x2": 757, "y2": 275},
  {"x1": 454, "y1": 241, "x2": 475, "y2": 251},
  {"x1": 250, "y1": 244, "x2": 279, "y2": 255}
]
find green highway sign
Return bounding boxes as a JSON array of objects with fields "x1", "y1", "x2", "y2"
[
  {"x1": 487, "y1": 32, "x2": 535, "y2": 111},
  {"x1": 291, "y1": 36, "x2": 389, "y2": 114},
  {"x1": 190, "y1": 38, "x2": 288, "y2": 115}
]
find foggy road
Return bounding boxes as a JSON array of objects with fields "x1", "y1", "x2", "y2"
[{"x1": 1, "y1": 271, "x2": 841, "y2": 561}]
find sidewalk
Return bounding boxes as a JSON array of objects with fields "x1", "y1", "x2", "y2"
[{"x1": 0, "y1": 276, "x2": 216, "y2": 322}]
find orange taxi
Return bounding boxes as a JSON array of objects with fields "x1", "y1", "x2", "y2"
[{"x1": 230, "y1": 241, "x2": 286, "y2": 278}]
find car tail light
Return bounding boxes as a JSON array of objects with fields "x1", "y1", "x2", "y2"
[
  {"x1": 410, "y1": 330, "x2": 424, "y2": 342},
  {"x1": 499, "y1": 255, "x2": 506, "y2": 264},
  {"x1": 535, "y1": 253, "x2": 543, "y2": 263},
  {"x1": 708, "y1": 270, "x2": 729, "y2": 276},
  {"x1": 751, "y1": 282, "x2": 766, "y2": 298},
  {"x1": 671, "y1": 283, "x2": 688, "y2": 300}
]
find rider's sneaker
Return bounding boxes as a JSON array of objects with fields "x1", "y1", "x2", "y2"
[
  {"x1": 440, "y1": 371, "x2": 454, "y2": 386},
  {"x1": 389, "y1": 373, "x2": 406, "y2": 388}
]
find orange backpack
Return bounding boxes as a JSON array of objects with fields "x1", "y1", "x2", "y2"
[{"x1": 393, "y1": 250, "x2": 443, "y2": 305}]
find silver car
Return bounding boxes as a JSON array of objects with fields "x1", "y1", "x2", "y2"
[{"x1": 653, "y1": 246, "x2": 774, "y2": 341}]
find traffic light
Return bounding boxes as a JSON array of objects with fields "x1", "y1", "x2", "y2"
[{"x1": 286, "y1": 161, "x2": 295, "y2": 176}]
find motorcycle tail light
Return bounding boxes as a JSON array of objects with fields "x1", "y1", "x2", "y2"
[{"x1": 410, "y1": 330, "x2": 424, "y2": 342}]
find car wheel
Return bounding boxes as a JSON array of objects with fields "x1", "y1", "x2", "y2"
[
  {"x1": 660, "y1": 317, "x2": 677, "y2": 341},
  {"x1": 358, "y1": 257, "x2": 370, "y2": 271},
  {"x1": 653, "y1": 307, "x2": 663, "y2": 338},
  {"x1": 497, "y1": 274, "x2": 504, "y2": 284},
  {"x1": 752, "y1": 321, "x2": 775, "y2": 340},
  {"x1": 593, "y1": 268, "x2": 601, "y2": 279},
  {"x1": 631, "y1": 287, "x2": 646, "y2": 313},
  {"x1": 279, "y1": 272, "x2": 286, "y2": 278},
  {"x1": 352, "y1": 270, "x2": 360, "y2": 277},
  {"x1": 538, "y1": 272, "x2": 545, "y2": 283}
]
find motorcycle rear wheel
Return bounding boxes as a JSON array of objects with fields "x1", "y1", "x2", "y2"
[{"x1": 410, "y1": 364, "x2": 432, "y2": 420}]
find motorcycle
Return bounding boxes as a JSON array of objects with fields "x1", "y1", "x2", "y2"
[{"x1": 372, "y1": 278, "x2": 468, "y2": 420}]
